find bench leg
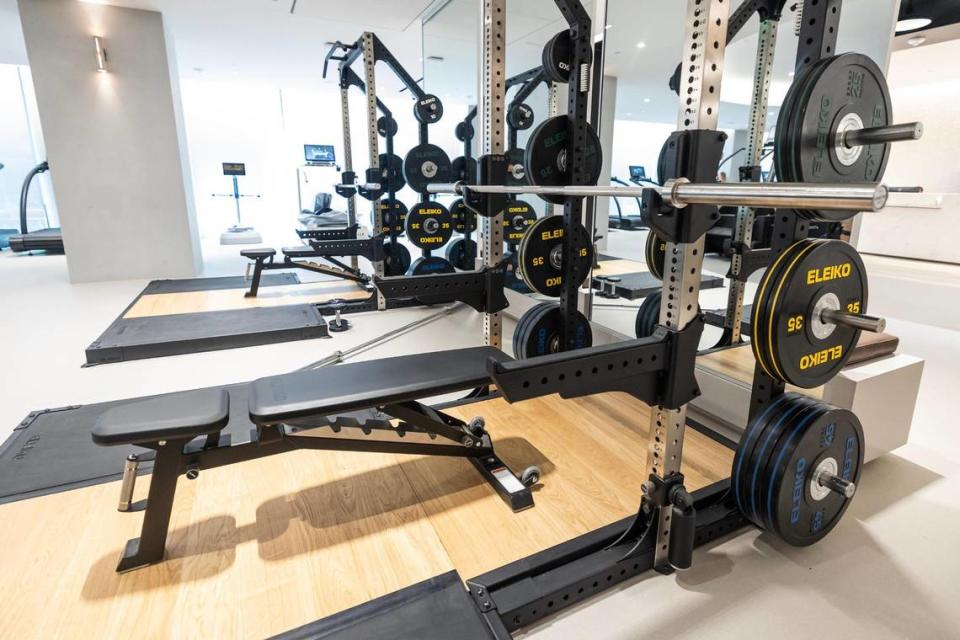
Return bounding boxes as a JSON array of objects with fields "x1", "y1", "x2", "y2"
[
  {"x1": 245, "y1": 258, "x2": 266, "y2": 298},
  {"x1": 115, "y1": 439, "x2": 186, "y2": 572}
]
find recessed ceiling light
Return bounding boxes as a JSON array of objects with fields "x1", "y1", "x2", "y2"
[
  {"x1": 605, "y1": 25, "x2": 612, "y2": 30},
  {"x1": 624, "y1": 112, "x2": 633, "y2": 116},
  {"x1": 636, "y1": 42, "x2": 646, "y2": 49},
  {"x1": 908, "y1": 35, "x2": 927, "y2": 47},
  {"x1": 643, "y1": 98, "x2": 651, "y2": 103},
  {"x1": 896, "y1": 18, "x2": 932, "y2": 33}
]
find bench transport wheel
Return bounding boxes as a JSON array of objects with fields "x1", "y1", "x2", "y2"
[
  {"x1": 468, "y1": 417, "x2": 486, "y2": 437},
  {"x1": 521, "y1": 465, "x2": 541, "y2": 487}
]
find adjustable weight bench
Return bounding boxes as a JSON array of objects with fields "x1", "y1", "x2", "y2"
[
  {"x1": 240, "y1": 226, "x2": 386, "y2": 297},
  {"x1": 93, "y1": 347, "x2": 539, "y2": 572}
]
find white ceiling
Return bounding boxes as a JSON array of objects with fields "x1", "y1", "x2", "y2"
[
  {"x1": 423, "y1": 0, "x2": 900, "y2": 129},
  {"x1": 1, "y1": 0, "x2": 900, "y2": 128},
  {"x1": 3, "y1": 0, "x2": 436, "y2": 92}
]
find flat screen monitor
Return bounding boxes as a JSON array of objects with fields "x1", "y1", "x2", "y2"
[
  {"x1": 304, "y1": 144, "x2": 336, "y2": 165},
  {"x1": 629, "y1": 165, "x2": 647, "y2": 182}
]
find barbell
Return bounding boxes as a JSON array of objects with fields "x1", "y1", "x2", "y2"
[{"x1": 427, "y1": 179, "x2": 888, "y2": 213}]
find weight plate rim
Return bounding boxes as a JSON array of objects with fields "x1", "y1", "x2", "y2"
[
  {"x1": 763, "y1": 239, "x2": 824, "y2": 382},
  {"x1": 517, "y1": 215, "x2": 593, "y2": 297},
  {"x1": 407, "y1": 255, "x2": 456, "y2": 276},
  {"x1": 403, "y1": 144, "x2": 453, "y2": 194},
  {"x1": 768, "y1": 240, "x2": 867, "y2": 387},
  {"x1": 755, "y1": 399, "x2": 828, "y2": 532},
  {"x1": 405, "y1": 201, "x2": 454, "y2": 250},
  {"x1": 514, "y1": 302, "x2": 559, "y2": 359},
  {"x1": 751, "y1": 239, "x2": 810, "y2": 378},
  {"x1": 767, "y1": 404, "x2": 863, "y2": 545},
  {"x1": 794, "y1": 53, "x2": 892, "y2": 186},
  {"x1": 743, "y1": 395, "x2": 820, "y2": 526}
]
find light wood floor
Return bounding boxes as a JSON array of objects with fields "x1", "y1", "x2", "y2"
[
  {"x1": 593, "y1": 258, "x2": 649, "y2": 277},
  {"x1": 124, "y1": 280, "x2": 371, "y2": 319},
  {"x1": 0, "y1": 392, "x2": 732, "y2": 639}
]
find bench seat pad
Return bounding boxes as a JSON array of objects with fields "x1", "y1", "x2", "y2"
[
  {"x1": 92, "y1": 389, "x2": 230, "y2": 446},
  {"x1": 249, "y1": 347, "x2": 510, "y2": 424},
  {"x1": 241, "y1": 248, "x2": 277, "y2": 258},
  {"x1": 282, "y1": 245, "x2": 321, "y2": 258}
]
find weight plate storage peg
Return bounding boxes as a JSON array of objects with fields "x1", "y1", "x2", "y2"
[
  {"x1": 541, "y1": 30, "x2": 572, "y2": 83},
  {"x1": 450, "y1": 199, "x2": 477, "y2": 234},
  {"x1": 382, "y1": 240, "x2": 411, "y2": 276},
  {"x1": 645, "y1": 231, "x2": 666, "y2": 281},
  {"x1": 414, "y1": 94, "x2": 444, "y2": 124},
  {"x1": 445, "y1": 238, "x2": 478, "y2": 271},
  {"x1": 733, "y1": 393, "x2": 863, "y2": 547},
  {"x1": 403, "y1": 144, "x2": 452, "y2": 194},
  {"x1": 408, "y1": 256, "x2": 456, "y2": 276},
  {"x1": 405, "y1": 202, "x2": 453, "y2": 249},
  {"x1": 506, "y1": 148, "x2": 527, "y2": 187},
  {"x1": 376, "y1": 115, "x2": 398, "y2": 138},
  {"x1": 518, "y1": 214, "x2": 593, "y2": 297},
  {"x1": 378, "y1": 153, "x2": 406, "y2": 193},
  {"x1": 751, "y1": 239, "x2": 869, "y2": 388},
  {"x1": 378, "y1": 199, "x2": 408, "y2": 236},
  {"x1": 507, "y1": 103, "x2": 535, "y2": 131},
  {"x1": 513, "y1": 302, "x2": 593, "y2": 359},
  {"x1": 503, "y1": 200, "x2": 537, "y2": 244},
  {"x1": 525, "y1": 116, "x2": 603, "y2": 204}
]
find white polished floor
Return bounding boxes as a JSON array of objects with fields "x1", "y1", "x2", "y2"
[{"x1": 1, "y1": 233, "x2": 959, "y2": 639}]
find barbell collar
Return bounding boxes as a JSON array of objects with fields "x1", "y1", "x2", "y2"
[
  {"x1": 820, "y1": 309, "x2": 887, "y2": 334},
  {"x1": 842, "y1": 122, "x2": 923, "y2": 148},
  {"x1": 428, "y1": 180, "x2": 887, "y2": 212}
]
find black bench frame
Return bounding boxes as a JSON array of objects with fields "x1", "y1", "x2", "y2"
[
  {"x1": 242, "y1": 226, "x2": 384, "y2": 297},
  {"x1": 109, "y1": 397, "x2": 534, "y2": 573},
  {"x1": 103, "y1": 311, "x2": 705, "y2": 573}
]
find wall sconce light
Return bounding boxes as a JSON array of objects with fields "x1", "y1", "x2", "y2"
[{"x1": 93, "y1": 36, "x2": 108, "y2": 72}]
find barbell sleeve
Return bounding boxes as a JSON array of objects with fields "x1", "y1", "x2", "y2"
[
  {"x1": 427, "y1": 181, "x2": 888, "y2": 212},
  {"x1": 662, "y1": 179, "x2": 888, "y2": 211},
  {"x1": 820, "y1": 309, "x2": 887, "y2": 333},
  {"x1": 842, "y1": 122, "x2": 923, "y2": 148},
  {"x1": 816, "y1": 470, "x2": 856, "y2": 499}
]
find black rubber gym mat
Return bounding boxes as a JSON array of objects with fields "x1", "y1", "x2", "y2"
[
  {"x1": 0, "y1": 383, "x2": 254, "y2": 504},
  {"x1": 593, "y1": 272, "x2": 724, "y2": 301},
  {"x1": 85, "y1": 305, "x2": 329, "y2": 365},
  {"x1": 143, "y1": 273, "x2": 300, "y2": 294},
  {"x1": 272, "y1": 571, "x2": 496, "y2": 640}
]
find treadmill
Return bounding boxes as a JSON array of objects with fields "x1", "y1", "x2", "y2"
[
  {"x1": 608, "y1": 166, "x2": 652, "y2": 231},
  {"x1": 9, "y1": 161, "x2": 64, "y2": 253}
]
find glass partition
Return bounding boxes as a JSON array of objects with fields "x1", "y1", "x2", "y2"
[{"x1": 592, "y1": 0, "x2": 900, "y2": 341}]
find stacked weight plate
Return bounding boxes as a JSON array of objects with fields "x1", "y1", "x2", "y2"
[{"x1": 732, "y1": 393, "x2": 863, "y2": 546}]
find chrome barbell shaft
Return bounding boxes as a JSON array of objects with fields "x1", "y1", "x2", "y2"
[
  {"x1": 843, "y1": 122, "x2": 923, "y2": 148},
  {"x1": 427, "y1": 181, "x2": 888, "y2": 212},
  {"x1": 820, "y1": 309, "x2": 887, "y2": 333}
]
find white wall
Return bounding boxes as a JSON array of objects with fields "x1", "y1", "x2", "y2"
[
  {"x1": 856, "y1": 39, "x2": 960, "y2": 264},
  {"x1": 177, "y1": 77, "x2": 472, "y2": 248},
  {"x1": 18, "y1": 0, "x2": 201, "y2": 281}
]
